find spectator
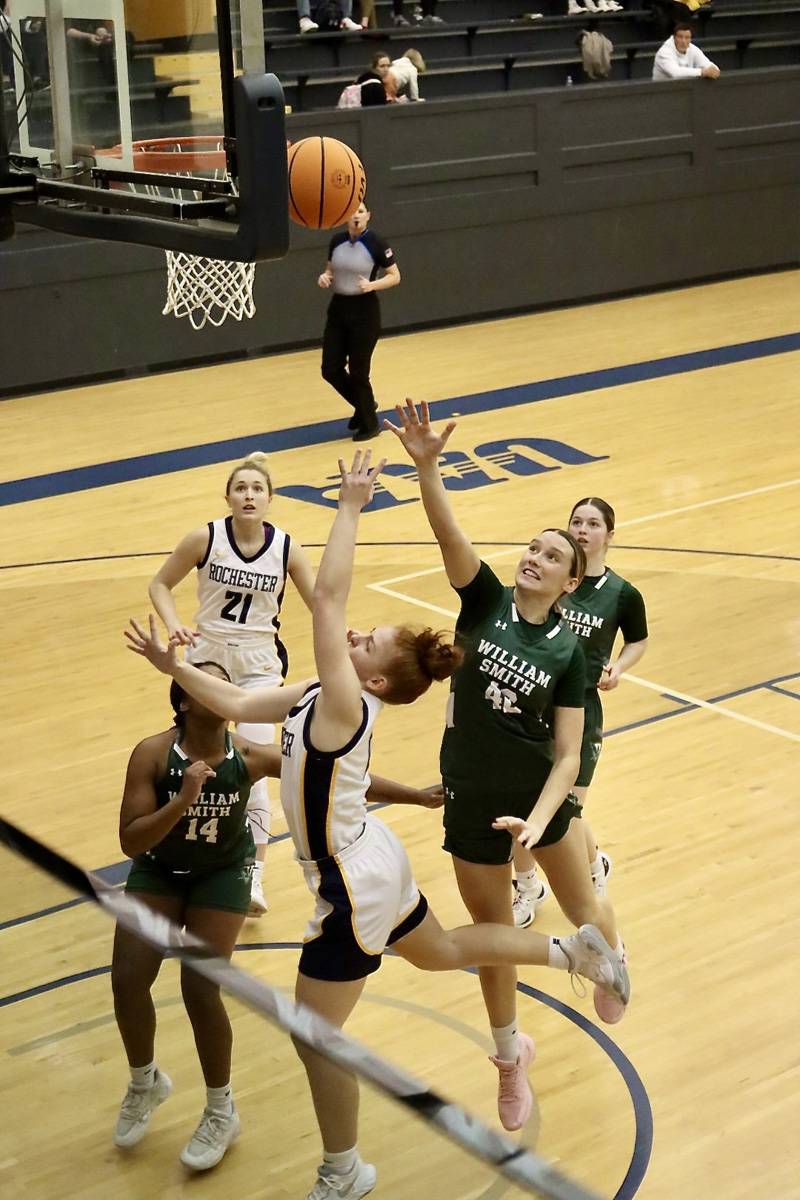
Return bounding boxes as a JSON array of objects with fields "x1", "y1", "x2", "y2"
[
  {"x1": 386, "y1": 48, "x2": 426, "y2": 101},
  {"x1": 652, "y1": 22, "x2": 720, "y2": 79},
  {"x1": 298, "y1": 1, "x2": 361, "y2": 33},
  {"x1": 358, "y1": 1, "x2": 434, "y2": 27},
  {"x1": 337, "y1": 53, "x2": 391, "y2": 106}
]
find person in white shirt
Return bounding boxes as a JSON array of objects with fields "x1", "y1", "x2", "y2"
[
  {"x1": 652, "y1": 23, "x2": 720, "y2": 80},
  {"x1": 387, "y1": 48, "x2": 426, "y2": 101}
]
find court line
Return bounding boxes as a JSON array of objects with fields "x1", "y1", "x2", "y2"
[
  {"x1": 369, "y1": 478, "x2": 800, "y2": 588},
  {"x1": 2, "y1": 543, "x2": 799, "y2": 573},
  {"x1": 367, "y1": 576, "x2": 800, "y2": 743},
  {"x1": 2, "y1": 331, "x2": 799, "y2": 507},
  {"x1": 622, "y1": 673, "x2": 800, "y2": 743},
  {"x1": 4, "y1": 670, "x2": 797, "y2": 936},
  {"x1": 0, "y1": 944, "x2": 652, "y2": 1200}
]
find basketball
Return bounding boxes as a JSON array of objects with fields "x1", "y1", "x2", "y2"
[{"x1": 287, "y1": 137, "x2": 367, "y2": 230}]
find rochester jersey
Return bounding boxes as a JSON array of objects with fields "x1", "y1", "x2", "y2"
[
  {"x1": 559, "y1": 569, "x2": 647, "y2": 687},
  {"x1": 195, "y1": 516, "x2": 290, "y2": 660},
  {"x1": 441, "y1": 562, "x2": 585, "y2": 793},
  {"x1": 146, "y1": 731, "x2": 254, "y2": 871},
  {"x1": 280, "y1": 683, "x2": 381, "y2": 861}
]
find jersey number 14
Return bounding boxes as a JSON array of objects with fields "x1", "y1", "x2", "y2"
[{"x1": 186, "y1": 816, "x2": 219, "y2": 844}]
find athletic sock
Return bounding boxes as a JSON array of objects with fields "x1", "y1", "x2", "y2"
[
  {"x1": 130, "y1": 1061, "x2": 157, "y2": 1091},
  {"x1": 589, "y1": 853, "x2": 604, "y2": 881},
  {"x1": 252, "y1": 859, "x2": 265, "y2": 882},
  {"x1": 323, "y1": 1146, "x2": 359, "y2": 1175},
  {"x1": 516, "y1": 867, "x2": 540, "y2": 894},
  {"x1": 548, "y1": 937, "x2": 570, "y2": 971},
  {"x1": 490, "y1": 1020, "x2": 519, "y2": 1063},
  {"x1": 206, "y1": 1083, "x2": 234, "y2": 1115}
]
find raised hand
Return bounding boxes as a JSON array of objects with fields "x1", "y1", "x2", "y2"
[
  {"x1": 125, "y1": 614, "x2": 180, "y2": 675},
  {"x1": 384, "y1": 398, "x2": 456, "y2": 464},
  {"x1": 337, "y1": 449, "x2": 386, "y2": 511}
]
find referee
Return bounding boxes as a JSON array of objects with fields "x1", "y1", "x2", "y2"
[{"x1": 318, "y1": 202, "x2": 401, "y2": 441}]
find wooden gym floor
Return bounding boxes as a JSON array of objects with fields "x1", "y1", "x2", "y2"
[{"x1": 1, "y1": 269, "x2": 798, "y2": 1200}]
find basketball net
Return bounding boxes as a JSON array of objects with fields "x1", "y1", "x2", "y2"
[
  {"x1": 163, "y1": 252, "x2": 255, "y2": 330},
  {"x1": 119, "y1": 138, "x2": 256, "y2": 331}
]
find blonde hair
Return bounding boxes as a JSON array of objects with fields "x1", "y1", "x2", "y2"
[
  {"x1": 381, "y1": 627, "x2": 462, "y2": 705},
  {"x1": 404, "y1": 48, "x2": 427, "y2": 72},
  {"x1": 225, "y1": 451, "x2": 273, "y2": 498}
]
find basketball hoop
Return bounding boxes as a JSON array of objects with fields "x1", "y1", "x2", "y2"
[{"x1": 121, "y1": 137, "x2": 256, "y2": 331}]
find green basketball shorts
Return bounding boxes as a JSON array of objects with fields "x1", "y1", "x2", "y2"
[{"x1": 126, "y1": 851, "x2": 254, "y2": 914}]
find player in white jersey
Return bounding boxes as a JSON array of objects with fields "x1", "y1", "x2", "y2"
[
  {"x1": 148, "y1": 451, "x2": 315, "y2": 917},
  {"x1": 129, "y1": 450, "x2": 629, "y2": 1200}
]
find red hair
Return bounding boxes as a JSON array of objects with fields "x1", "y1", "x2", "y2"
[{"x1": 381, "y1": 627, "x2": 463, "y2": 705}]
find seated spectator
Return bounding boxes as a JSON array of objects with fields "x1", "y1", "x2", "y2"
[
  {"x1": 652, "y1": 22, "x2": 720, "y2": 80},
  {"x1": 298, "y1": 1, "x2": 361, "y2": 33},
  {"x1": 337, "y1": 52, "x2": 391, "y2": 106},
  {"x1": 386, "y1": 48, "x2": 426, "y2": 101},
  {"x1": 358, "y1": 1, "x2": 439, "y2": 27}
]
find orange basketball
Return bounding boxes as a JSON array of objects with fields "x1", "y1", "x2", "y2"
[{"x1": 287, "y1": 136, "x2": 367, "y2": 229}]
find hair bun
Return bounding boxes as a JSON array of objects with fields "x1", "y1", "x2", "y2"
[{"x1": 414, "y1": 630, "x2": 463, "y2": 682}]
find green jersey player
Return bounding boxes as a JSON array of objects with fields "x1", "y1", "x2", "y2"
[
  {"x1": 387, "y1": 400, "x2": 631, "y2": 1136},
  {"x1": 513, "y1": 497, "x2": 648, "y2": 927}
]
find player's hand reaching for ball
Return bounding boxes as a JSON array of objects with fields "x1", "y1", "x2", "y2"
[
  {"x1": 125, "y1": 614, "x2": 180, "y2": 675},
  {"x1": 337, "y1": 449, "x2": 386, "y2": 511},
  {"x1": 385, "y1": 399, "x2": 456, "y2": 464},
  {"x1": 179, "y1": 760, "x2": 216, "y2": 804}
]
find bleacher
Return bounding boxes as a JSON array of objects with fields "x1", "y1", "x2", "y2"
[
  {"x1": 4, "y1": 0, "x2": 798, "y2": 140},
  {"x1": 257, "y1": 0, "x2": 800, "y2": 110}
]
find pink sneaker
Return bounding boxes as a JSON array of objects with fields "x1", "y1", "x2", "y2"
[
  {"x1": 594, "y1": 939, "x2": 628, "y2": 1024},
  {"x1": 489, "y1": 1032, "x2": 536, "y2": 1131}
]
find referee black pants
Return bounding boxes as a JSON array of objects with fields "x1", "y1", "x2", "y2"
[{"x1": 321, "y1": 292, "x2": 381, "y2": 432}]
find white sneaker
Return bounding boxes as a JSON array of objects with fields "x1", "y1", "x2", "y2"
[
  {"x1": 113, "y1": 1070, "x2": 172, "y2": 1148},
  {"x1": 299, "y1": 16, "x2": 318, "y2": 32},
  {"x1": 307, "y1": 1159, "x2": 377, "y2": 1199},
  {"x1": 559, "y1": 925, "x2": 630, "y2": 1011},
  {"x1": 180, "y1": 1105, "x2": 241, "y2": 1170},
  {"x1": 248, "y1": 876, "x2": 268, "y2": 917},
  {"x1": 567, "y1": 0, "x2": 586, "y2": 12},
  {"x1": 512, "y1": 879, "x2": 548, "y2": 928},
  {"x1": 591, "y1": 851, "x2": 613, "y2": 898},
  {"x1": 340, "y1": 17, "x2": 362, "y2": 31},
  {"x1": 583, "y1": 0, "x2": 602, "y2": 10}
]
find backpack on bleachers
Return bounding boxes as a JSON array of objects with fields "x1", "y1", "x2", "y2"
[
  {"x1": 337, "y1": 83, "x2": 362, "y2": 108},
  {"x1": 313, "y1": 1, "x2": 344, "y2": 29},
  {"x1": 580, "y1": 30, "x2": 613, "y2": 80}
]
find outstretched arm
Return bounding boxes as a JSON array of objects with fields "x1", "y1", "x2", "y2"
[
  {"x1": 385, "y1": 400, "x2": 480, "y2": 588},
  {"x1": 311, "y1": 450, "x2": 385, "y2": 752},
  {"x1": 125, "y1": 615, "x2": 308, "y2": 723}
]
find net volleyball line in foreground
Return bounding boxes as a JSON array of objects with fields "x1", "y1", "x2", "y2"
[{"x1": 0, "y1": 816, "x2": 601, "y2": 1200}]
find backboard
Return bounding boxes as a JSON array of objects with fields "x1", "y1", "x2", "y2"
[{"x1": 0, "y1": 0, "x2": 288, "y2": 260}]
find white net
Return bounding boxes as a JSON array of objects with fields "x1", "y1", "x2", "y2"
[
  {"x1": 125, "y1": 138, "x2": 257, "y2": 331},
  {"x1": 163, "y1": 252, "x2": 256, "y2": 330}
]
